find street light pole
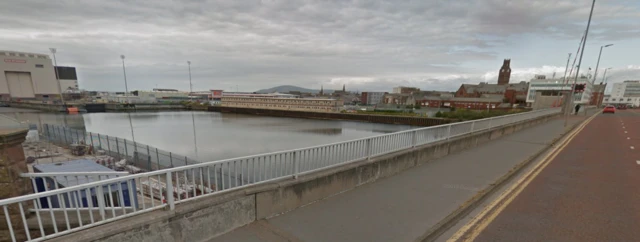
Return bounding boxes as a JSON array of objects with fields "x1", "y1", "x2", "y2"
[
  {"x1": 565, "y1": 0, "x2": 596, "y2": 127},
  {"x1": 187, "y1": 61, "x2": 192, "y2": 102},
  {"x1": 557, "y1": 53, "x2": 572, "y2": 107},
  {"x1": 592, "y1": 44, "x2": 613, "y2": 83},
  {"x1": 49, "y1": 48, "x2": 65, "y2": 105},
  {"x1": 120, "y1": 55, "x2": 129, "y2": 95}
]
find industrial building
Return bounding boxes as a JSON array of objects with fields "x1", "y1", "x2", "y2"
[
  {"x1": 0, "y1": 50, "x2": 62, "y2": 101},
  {"x1": 526, "y1": 75, "x2": 593, "y2": 105},
  {"x1": 221, "y1": 93, "x2": 343, "y2": 112},
  {"x1": 55, "y1": 66, "x2": 79, "y2": 92},
  {"x1": 603, "y1": 80, "x2": 640, "y2": 107}
]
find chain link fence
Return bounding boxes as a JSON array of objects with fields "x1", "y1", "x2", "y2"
[{"x1": 40, "y1": 124, "x2": 199, "y2": 172}]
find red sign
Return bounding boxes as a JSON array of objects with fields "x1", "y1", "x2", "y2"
[
  {"x1": 210, "y1": 90, "x2": 223, "y2": 98},
  {"x1": 4, "y1": 59, "x2": 26, "y2": 63}
]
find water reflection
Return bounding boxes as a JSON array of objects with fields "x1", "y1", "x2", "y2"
[{"x1": 4, "y1": 108, "x2": 415, "y2": 162}]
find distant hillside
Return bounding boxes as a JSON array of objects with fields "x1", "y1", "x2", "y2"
[{"x1": 256, "y1": 85, "x2": 334, "y2": 94}]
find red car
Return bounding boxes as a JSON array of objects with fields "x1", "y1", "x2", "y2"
[{"x1": 603, "y1": 106, "x2": 616, "y2": 114}]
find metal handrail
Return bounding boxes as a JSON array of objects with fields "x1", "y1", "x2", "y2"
[{"x1": 0, "y1": 107, "x2": 561, "y2": 242}]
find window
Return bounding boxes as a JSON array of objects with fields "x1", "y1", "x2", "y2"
[
  {"x1": 28, "y1": 54, "x2": 35, "y2": 58},
  {"x1": 19, "y1": 53, "x2": 25, "y2": 57},
  {"x1": 35, "y1": 64, "x2": 44, "y2": 68},
  {"x1": 628, "y1": 98, "x2": 632, "y2": 101},
  {"x1": 9, "y1": 53, "x2": 15, "y2": 56}
]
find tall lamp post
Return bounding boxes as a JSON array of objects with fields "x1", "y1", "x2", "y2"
[
  {"x1": 187, "y1": 61, "x2": 193, "y2": 101},
  {"x1": 565, "y1": 0, "x2": 596, "y2": 127},
  {"x1": 120, "y1": 55, "x2": 129, "y2": 95},
  {"x1": 49, "y1": 48, "x2": 65, "y2": 105},
  {"x1": 597, "y1": 67, "x2": 612, "y2": 108},
  {"x1": 120, "y1": 55, "x2": 137, "y2": 156},
  {"x1": 592, "y1": 44, "x2": 613, "y2": 83}
]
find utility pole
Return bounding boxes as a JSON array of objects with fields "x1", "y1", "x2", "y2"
[{"x1": 566, "y1": 0, "x2": 597, "y2": 127}]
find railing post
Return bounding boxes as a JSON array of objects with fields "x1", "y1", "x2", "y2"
[
  {"x1": 96, "y1": 185, "x2": 106, "y2": 220},
  {"x1": 115, "y1": 137, "x2": 120, "y2": 159},
  {"x1": 488, "y1": 117, "x2": 493, "y2": 129},
  {"x1": 411, "y1": 130, "x2": 417, "y2": 148},
  {"x1": 293, "y1": 151, "x2": 299, "y2": 179},
  {"x1": 165, "y1": 172, "x2": 175, "y2": 210},
  {"x1": 147, "y1": 145, "x2": 151, "y2": 171},
  {"x1": 98, "y1": 133, "x2": 102, "y2": 150},
  {"x1": 365, "y1": 138, "x2": 371, "y2": 160},
  {"x1": 169, "y1": 152, "x2": 174, "y2": 167},
  {"x1": 123, "y1": 139, "x2": 129, "y2": 163},
  {"x1": 470, "y1": 121, "x2": 475, "y2": 132},
  {"x1": 446, "y1": 125, "x2": 452, "y2": 140},
  {"x1": 89, "y1": 132, "x2": 94, "y2": 148}
]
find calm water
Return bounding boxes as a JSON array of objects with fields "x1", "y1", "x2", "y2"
[{"x1": 2, "y1": 108, "x2": 414, "y2": 162}]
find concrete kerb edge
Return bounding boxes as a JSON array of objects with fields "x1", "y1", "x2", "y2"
[{"x1": 415, "y1": 113, "x2": 589, "y2": 242}]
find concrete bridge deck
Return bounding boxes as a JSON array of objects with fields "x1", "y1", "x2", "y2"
[{"x1": 211, "y1": 112, "x2": 596, "y2": 242}]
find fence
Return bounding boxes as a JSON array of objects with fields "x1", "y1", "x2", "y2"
[
  {"x1": 41, "y1": 124, "x2": 200, "y2": 172},
  {"x1": 0, "y1": 108, "x2": 561, "y2": 241}
]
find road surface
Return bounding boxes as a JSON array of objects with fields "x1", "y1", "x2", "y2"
[
  {"x1": 460, "y1": 109, "x2": 640, "y2": 242},
  {"x1": 211, "y1": 111, "x2": 595, "y2": 242}
]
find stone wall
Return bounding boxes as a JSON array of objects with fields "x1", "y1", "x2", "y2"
[{"x1": 0, "y1": 129, "x2": 31, "y2": 242}]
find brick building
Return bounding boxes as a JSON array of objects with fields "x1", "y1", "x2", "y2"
[{"x1": 455, "y1": 82, "x2": 528, "y2": 105}]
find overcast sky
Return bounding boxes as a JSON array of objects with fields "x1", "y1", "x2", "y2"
[{"x1": 1, "y1": 0, "x2": 639, "y2": 93}]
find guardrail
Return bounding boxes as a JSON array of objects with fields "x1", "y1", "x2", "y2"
[{"x1": 0, "y1": 108, "x2": 560, "y2": 241}]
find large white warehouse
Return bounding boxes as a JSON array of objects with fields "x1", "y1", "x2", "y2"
[{"x1": 0, "y1": 50, "x2": 61, "y2": 101}]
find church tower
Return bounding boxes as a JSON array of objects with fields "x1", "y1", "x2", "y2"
[{"x1": 498, "y1": 59, "x2": 511, "y2": 85}]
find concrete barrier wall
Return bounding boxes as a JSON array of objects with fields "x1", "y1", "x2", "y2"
[{"x1": 51, "y1": 112, "x2": 559, "y2": 242}]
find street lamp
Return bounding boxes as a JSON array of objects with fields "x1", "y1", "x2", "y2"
[
  {"x1": 187, "y1": 61, "x2": 193, "y2": 101},
  {"x1": 49, "y1": 48, "x2": 65, "y2": 105},
  {"x1": 565, "y1": 0, "x2": 596, "y2": 126},
  {"x1": 592, "y1": 44, "x2": 613, "y2": 83},
  {"x1": 120, "y1": 55, "x2": 129, "y2": 95},
  {"x1": 602, "y1": 67, "x2": 612, "y2": 83},
  {"x1": 596, "y1": 68, "x2": 612, "y2": 108},
  {"x1": 119, "y1": 55, "x2": 137, "y2": 157}
]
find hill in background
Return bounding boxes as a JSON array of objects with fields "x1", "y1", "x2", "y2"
[{"x1": 255, "y1": 85, "x2": 334, "y2": 94}]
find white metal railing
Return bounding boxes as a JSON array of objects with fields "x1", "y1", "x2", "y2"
[{"x1": 0, "y1": 108, "x2": 561, "y2": 241}]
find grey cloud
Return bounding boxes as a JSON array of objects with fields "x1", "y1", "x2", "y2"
[{"x1": 1, "y1": 0, "x2": 638, "y2": 92}]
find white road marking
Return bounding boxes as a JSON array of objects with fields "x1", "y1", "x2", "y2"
[
  {"x1": 623, "y1": 127, "x2": 626, "y2": 129},
  {"x1": 625, "y1": 131, "x2": 628, "y2": 133},
  {"x1": 628, "y1": 137, "x2": 631, "y2": 140},
  {"x1": 637, "y1": 160, "x2": 640, "y2": 165},
  {"x1": 631, "y1": 146, "x2": 635, "y2": 150}
]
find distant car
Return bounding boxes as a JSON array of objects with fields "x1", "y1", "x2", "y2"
[
  {"x1": 603, "y1": 106, "x2": 616, "y2": 114},
  {"x1": 618, "y1": 105, "x2": 627, "y2": 110}
]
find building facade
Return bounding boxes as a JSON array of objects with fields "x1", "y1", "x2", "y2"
[
  {"x1": 360, "y1": 92, "x2": 386, "y2": 105},
  {"x1": 221, "y1": 96, "x2": 343, "y2": 112},
  {"x1": 498, "y1": 59, "x2": 511, "y2": 85},
  {"x1": 526, "y1": 76, "x2": 593, "y2": 105},
  {"x1": 392, "y1": 86, "x2": 420, "y2": 94},
  {"x1": 55, "y1": 66, "x2": 79, "y2": 91},
  {"x1": 0, "y1": 50, "x2": 61, "y2": 101},
  {"x1": 603, "y1": 81, "x2": 640, "y2": 107}
]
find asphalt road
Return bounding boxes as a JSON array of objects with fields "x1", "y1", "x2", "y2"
[
  {"x1": 211, "y1": 112, "x2": 593, "y2": 242},
  {"x1": 472, "y1": 109, "x2": 640, "y2": 242}
]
